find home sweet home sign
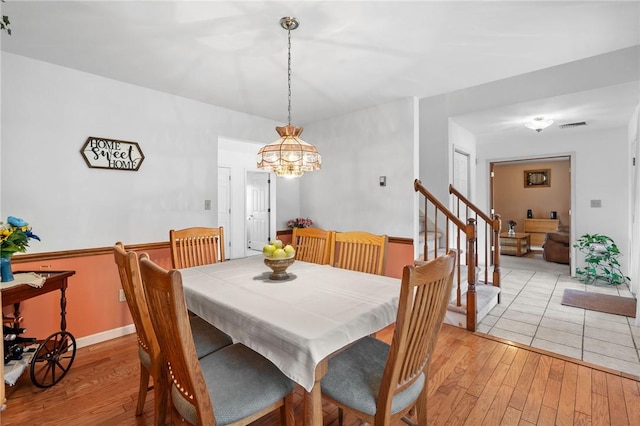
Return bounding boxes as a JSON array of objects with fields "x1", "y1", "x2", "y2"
[{"x1": 80, "y1": 137, "x2": 145, "y2": 171}]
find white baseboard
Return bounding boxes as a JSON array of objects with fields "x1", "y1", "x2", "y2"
[{"x1": 75, "y1": 324, "x2": 136, "y2": 349}]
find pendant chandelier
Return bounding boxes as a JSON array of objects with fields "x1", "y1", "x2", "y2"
[{"x1": 257, "y1": 17, "x2": 321, "y2": 178}]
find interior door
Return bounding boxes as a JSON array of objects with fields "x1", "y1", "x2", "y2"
[
  {"x1": 453, "y1": 148, "x2": 470, "y2": 198},
  {"x1": 246, "y1": 171, "x2": 270, "y2": 251},
  {"x1": 217, "y1": 167, "x2": 231, "y2": 258}
]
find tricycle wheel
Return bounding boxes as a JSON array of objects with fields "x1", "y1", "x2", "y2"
[{"x1": 30, "y1": 331, "x2": 76, "y2": 388}]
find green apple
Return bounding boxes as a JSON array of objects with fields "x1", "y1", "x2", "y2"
[
  {"x1": 272, "y1": 248, "x2": 287, "y2": 258},
  {"x1": 263, "y1": 244, "x2": 276, "y2": 257},
  {"x1": 284, "y1": 244, "x2": 295, "y2": 258},
  {"x1": 270, "y1": 239, "x2": 284, "y2": 249}
]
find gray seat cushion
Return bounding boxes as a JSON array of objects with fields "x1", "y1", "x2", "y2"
[
  {"x1": 321, "y1": 336, "x2": 425, "y2": 416},
  {"x1": 172, "y1": 343, "x2": 294, "y2": 425},
  {"x1": 190, "y1": 315, "x2": 233, "y2": 359}
]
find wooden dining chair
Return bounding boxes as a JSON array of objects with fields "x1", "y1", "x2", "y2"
[
  {"x1": 291, "y1": 227, "x2": 334, "y2": 265},
  {"x1": 113, "y1": 243, "x2": 233, "y2": 425},
  {"x1": 138, "y1": 256, "x2": 295, "y2": 426},
  {"x1": 321, "y1": 251, "x2": 457, "y2": 426},
  {"x1": 170, "y1": 226, "x2": 225, "y2": 268},
  {"x1": 330, "y1": 230, "x2": 388, "y2": 275}
]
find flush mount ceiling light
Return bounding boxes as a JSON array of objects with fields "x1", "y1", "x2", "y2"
[
  {"x1": 257, "y1": 17, "x2": 321, "y2": 178},
  {"x1": 524, "y1": 116, "x2": 554, "y2": 133}
]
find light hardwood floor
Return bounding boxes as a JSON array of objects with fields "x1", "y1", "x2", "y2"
[{"x1": 2, "y1": 322, "x2": 638, "y2": 425}]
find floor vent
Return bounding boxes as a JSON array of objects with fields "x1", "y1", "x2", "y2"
[{"x1": 559, "y1": 121, "x2": 587, "y2": 129}]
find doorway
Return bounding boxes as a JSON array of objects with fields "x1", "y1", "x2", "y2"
[
  {"x1": 246, "y1": 171, "x2": 271, "y2": 253},
  {"x1": 490, "y1": 156, "x2": 573, "y2": 271}
]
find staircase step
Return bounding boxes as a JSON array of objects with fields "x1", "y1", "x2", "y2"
[{"x1": 447, "y1": 284, "x2": 500, "y2": 314}]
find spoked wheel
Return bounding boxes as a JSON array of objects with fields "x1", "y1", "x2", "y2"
[{"x1": 30, "y1": 331, "x2": 76, "y2": 388}]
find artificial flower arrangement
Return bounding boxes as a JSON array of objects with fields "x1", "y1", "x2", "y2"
[
  {"x1": 507, "y1": 219, "x2": 517, "y2": 228},
  {"x1": 286, "y1": 217, "x2": 313, "y2": 229},
  {"x1": 0, "y1": 216, "x2": 40, "y2": 258}
]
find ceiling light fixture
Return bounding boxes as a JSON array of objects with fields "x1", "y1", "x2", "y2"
[
  {"x1": 257, "y1": 17, "x2": 321, "y2": 178},
  {"x1": 524, "y1": 117, "x2": 554, "y2": 133}
]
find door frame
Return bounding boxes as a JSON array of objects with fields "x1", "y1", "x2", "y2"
[{"x1": 489, "y1": 153, "x2": 576, "y2": 275}]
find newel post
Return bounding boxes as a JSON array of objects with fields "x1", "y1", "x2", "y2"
[
  {"x1": 466, "y1": 218, "x2": 477, "y2": 332},
  {"x1": 493, "y1": 214, "x2": 502, "y2": 294}
]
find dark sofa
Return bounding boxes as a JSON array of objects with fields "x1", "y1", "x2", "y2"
[{"x1": 542, "y1": 230, "x2": 570, "y2": 264}]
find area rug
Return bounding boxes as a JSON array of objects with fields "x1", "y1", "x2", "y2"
[{"x1": 561, "y1": 289, "x2": 636, "y2": 318}]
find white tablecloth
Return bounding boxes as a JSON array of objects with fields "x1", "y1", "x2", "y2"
[{"x1": 180, "y1": 256, "x2": 400, "y2": 392}]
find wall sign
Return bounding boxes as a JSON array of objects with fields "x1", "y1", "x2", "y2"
[{"x1": 80, "y1": 136, "x2": 145, "y2": 171}]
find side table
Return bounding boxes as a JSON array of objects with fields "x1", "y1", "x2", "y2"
[{"x1": 500, "y1": 233, "x2": 531, "y2": 257}]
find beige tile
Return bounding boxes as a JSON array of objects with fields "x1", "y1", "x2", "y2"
[
  {"x1": 587, "y1": 286, "x2": 622, "y2": 296},
  {"x1": 488, "y1": 328, "x2": 533, "y2": 346},
  {"x1": 509, "y1": 303, "x2": 546, "y2": 316},
  {"x1": 583, "y1": 337, "x2": 639, "y2": 363},
  {"x1": 494, "y1": 318, "x2": 538, "y2": 336},
  {"x1": 584, "y1": 316, "x2": 631, "y2": 333},
  {"x1": 582, "y1": 351, "x2": 640, "y2": 377},
  {"x1": 539, "y1": 317, "x2": 583, "y2": 336},
  {"x1": 501, "y1": 310, "x2": 542, "y2": 326},
  {"x1": 476, "y1": 323, "x2": 492, "y2": 334},
  {"x1": 542, "y1": 308, "x2": 584, "y2": 325},
  {"x1": 584, "y1": 309, "x2": 630, "y2": 325},
  {"x1": 535, "y1": 326, "x2": 583, "y2": 349},
  {"x1": 479, "y1": 314, "x2": 499, "y2": 327},
  {"x1": 547, "y1": 303, "x2": 585, "y2": 315},
  {"x1": 584, "y1": 326, "x2": 635, "y2": 348},
  {"x1": 531, "y1": 338, "x2": 582, "y2": 360},
  {"x1": 488, "y1": 305, "x2": 507, "y2": 317},
  {"x1": 514, "y1": 296, "x2": 549, "y2": 308},
  {"x1": 518, "y1": 290, "x2": 552, "y2": 301}
]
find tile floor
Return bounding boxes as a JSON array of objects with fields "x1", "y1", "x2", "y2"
[{"x1": 477, "y1": 263, "x2": 640, "y2": 377}]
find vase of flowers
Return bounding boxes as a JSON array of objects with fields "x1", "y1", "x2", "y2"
[
  {"x1": 286, "y1": 217, "x2": 313, "y2": 229},
  {"x1": 507, "y1": 219, "x2": 517, "y2": 236},
  {"x1": 0, "y1": 216, "x2": 40, "y2": 282}
]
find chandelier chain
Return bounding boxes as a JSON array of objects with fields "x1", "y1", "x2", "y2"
[{"x1": 287, "y1": 26, "x2": 292, "y2": 126}]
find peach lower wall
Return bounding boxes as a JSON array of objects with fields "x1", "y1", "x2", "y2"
[{"x1": 3, "y1": 240, "x2": 415, "y2": 342}]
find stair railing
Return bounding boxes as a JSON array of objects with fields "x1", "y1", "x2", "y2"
[
  {"x1": 414, "y1": 179, "x2": 478, "y2": 331},
  {"x1": 449, "y1": 184, "x2": 502, "y2": 293}
]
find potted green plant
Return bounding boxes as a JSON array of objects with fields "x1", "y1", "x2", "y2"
[{"x1": 573, "y1": 233, "x2": 628, "y2": 285}]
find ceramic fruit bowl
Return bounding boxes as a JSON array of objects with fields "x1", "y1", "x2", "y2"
[{"x1": 264, "y1": 256, "x2": 295, "y2": 280}]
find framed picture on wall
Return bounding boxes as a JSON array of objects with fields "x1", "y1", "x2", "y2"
[{"x1": 524, "y1": 169, "x2": 550, "y2": 187}]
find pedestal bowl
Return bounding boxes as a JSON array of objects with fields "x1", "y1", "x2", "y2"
[{"x1": 264, "y1": 257, "x2": 295, "y2": 280}]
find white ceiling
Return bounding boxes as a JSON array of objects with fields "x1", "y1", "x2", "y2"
[{"x1": 1, "y1": 1, "x2": 639, "y2": 136}]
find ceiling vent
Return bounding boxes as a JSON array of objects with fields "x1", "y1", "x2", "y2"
[{"x1": 558, "y1": 121, "x2": 587, "y2": 129}]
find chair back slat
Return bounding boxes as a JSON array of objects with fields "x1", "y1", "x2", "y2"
[
  {"x1": 139, "y1": 256, "x2": 215, "y2": 424},
  {"x1": 292, "y1": 228, "x2": 334, "y2": 265},
  {"x1": 170, "y1": 227, "x2": 225, "y2": 268},
  {"x1": 330, "y1": 231, "x2": 387, "y2": 275},
  {"x1": 377, "y1": 251, "x2": 456, "y2": 418}
]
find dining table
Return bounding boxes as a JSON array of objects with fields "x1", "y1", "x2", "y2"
[{"x1": 179, "y1": 255, "x2": 401, "y2": 426}]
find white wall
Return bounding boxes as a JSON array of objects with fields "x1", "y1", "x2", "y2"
[
  {"x1": 476, "y1": 127, "x2": 631, "y2": 276},
  {"x1": 1, "y1": 53, "x2": 281, "y2": 252},
  {"x1": 299, "y1": 97, "x2": 418, "y2": 238}
]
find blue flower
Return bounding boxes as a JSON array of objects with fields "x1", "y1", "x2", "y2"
[
  {"x1": 7, "y1": 216, "x2": 28, "y2": 227},
  {"x1": 25, "y1": 230, "x2": 40, "y2": 241}
]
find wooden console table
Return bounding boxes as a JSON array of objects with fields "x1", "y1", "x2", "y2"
[
  {"x1": 500, "y1": 232, "x2": 531, "y2": 257},
  {"x1": 524, "y1": 219, "x2": 559, "y2": 247}
]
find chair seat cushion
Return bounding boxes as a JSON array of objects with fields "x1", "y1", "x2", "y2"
[
  {"x1": 321, "y1": 336, "x2": 425, "y2": 416},
  {"x1": 172, "y1": 343, "x2": 293, "y2": 425},
  {"x1": 190, "y1": 315, "x2": 233, "y2": 358}
]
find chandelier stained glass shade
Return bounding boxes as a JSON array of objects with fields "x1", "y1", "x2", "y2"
[
  {"x1": 257, "y1": 17, "x2": 321, "y2": 178},
  {"x1": 257, "y1": 124, "x2": 321, "y2": 178}
]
